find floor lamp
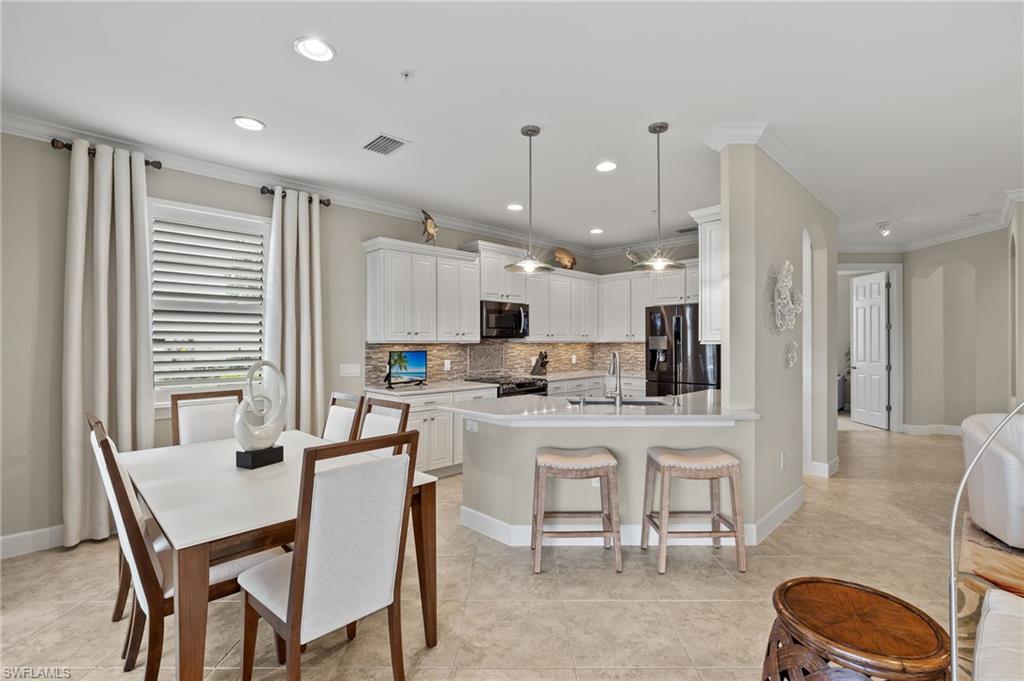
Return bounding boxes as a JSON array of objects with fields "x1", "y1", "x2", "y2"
[{"x1": 947, "y1": 401, "x2": 1024, "y2": 681}]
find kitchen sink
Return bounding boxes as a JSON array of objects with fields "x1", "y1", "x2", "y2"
[{"x1": 565, "y1": 396, "x2": 669, "y2": 407}]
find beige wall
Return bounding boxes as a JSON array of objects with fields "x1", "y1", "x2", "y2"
[
  {"x1": 722, "y1": 145, "x2": 838, "y2": 517},
  {"x1": 1010, "y1": 204, "x2": 1023, "y2": 403},
  {"x1": 835, "y1": 274, "x2": 852, "y2": 407},
  {"x1": 904, "y1": 228, "x2": 1009, "y2": 426}
]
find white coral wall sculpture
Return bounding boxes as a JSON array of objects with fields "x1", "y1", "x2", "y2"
[{"x1": 771, "y1": 260, "x2": 803, "y2": 333}]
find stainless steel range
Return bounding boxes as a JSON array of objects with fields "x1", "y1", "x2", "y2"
[{"x1": 466, "y1": 375, "x2": 548, "y2": 398}]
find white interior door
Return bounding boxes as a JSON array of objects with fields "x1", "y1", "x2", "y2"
[{"x1": 850, "y1": 271, "x2": 889, "y2": 429}]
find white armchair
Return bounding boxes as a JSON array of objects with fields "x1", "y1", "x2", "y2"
[{"x1": 961, "y1": 414, "x2": 1024, "y2": 549}]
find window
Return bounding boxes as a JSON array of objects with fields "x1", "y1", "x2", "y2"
[{"x1": 148, "y1": 199, "x2": 271, "y2": 405}]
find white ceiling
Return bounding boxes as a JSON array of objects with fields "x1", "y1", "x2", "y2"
[{"x1": 3, "y1": 2, "x2": 1021, "y2": 253}]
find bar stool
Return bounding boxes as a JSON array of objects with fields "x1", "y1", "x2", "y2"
[
  {"x1": 531, "y1": 446, "x2": 622, "y2": 574},
  {"x1": 640, "y1": 446, "x2": 747, "y2": 574}
]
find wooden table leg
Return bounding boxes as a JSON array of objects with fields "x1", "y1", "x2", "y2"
[
  {"x1": 174, "y1": 543, "x2": 210, "y2": 681},
  {"x1": 411, "y1": 482, "x2": 437, "y2": 648}
]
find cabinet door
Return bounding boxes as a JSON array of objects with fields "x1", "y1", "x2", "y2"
[
  {"x1": 548, "y1": 276, "x2": 572, "y2": 340},
  {"x1": 436, "y1": 258, "x2": 460, "y2": 341},
  {"x1": 453, "y1": 412, "x2": 465, "y2": 464},
  {"x1": 430, "y1": 411, "x2": 453, "y2": 469},
  {"x1": 699, "y1": 221, "x2": 723, "y2": 343},
  {"x1": 383, "y1": 250, "x2": 413, "y2": 340},
  {"x1": 599, "y1": 279, "x2": 630, "y2": 342},
  {"x1": 685, "y1": 265, "x2": 700, "y2": 303},
  {"x1": 480, "y1": 252, "x2": 505, "y2": 301},
  {"x1": 629, "y1": 275, "x2": 653, "y2": 341},
  {"x1": 411, "y1": 254, "x2": 437, "y2": 340},
  {"x1": 583, "y1": 280, "x2": 599, "y2": 340},
  {"x1": 526, "y1": 275, "x2": 550, "y2": 341},
  {"x1": 653, "y1": 270, "x2": 686, "y2": 303},
  {"x1": 408, "y1": 413, "x2": 430, "y2": 471},
  {"x1": 459, "y1": 260, "x2": 481, "y2": 341},
  {"x1": 503, "y1": 258, "x2": 526, "y2": 302}
]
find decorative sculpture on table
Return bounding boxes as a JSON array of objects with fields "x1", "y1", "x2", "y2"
[{"x1": 234, "y1": 360, "x2": 288, "y2": 468}]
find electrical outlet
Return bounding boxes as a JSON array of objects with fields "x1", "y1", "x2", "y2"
[
  {"x1": 465, "y1": 419, "x2": 478, "y2": 433},
  {"x1": 338, "y1": 363, "x2": 361, "y2": 378},
  {"x1": 571, "y1": 354, "x2": 577, "y2": 364},
  {"x1": 443, "y1": 359, "x2": 452, "y2": 371},
  {"x1": 780, "y1": 451, "x2": 785, "y2": 470}
]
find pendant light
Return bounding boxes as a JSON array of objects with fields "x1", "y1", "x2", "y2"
[
  {"x1": 633, "y1": 121, "x2": 682, "y2": 272},
  {"x1": 505, "y1": 125, "x2": 554, "y2": 274}
]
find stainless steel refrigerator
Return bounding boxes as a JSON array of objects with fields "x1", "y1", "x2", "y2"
[{"x1": 645, "y1": 303, "x2": 721, "y2": 396}]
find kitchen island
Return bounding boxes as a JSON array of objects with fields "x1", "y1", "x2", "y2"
[{"x1": 441, "y1": 391, "x2": 799, "y2": 547}]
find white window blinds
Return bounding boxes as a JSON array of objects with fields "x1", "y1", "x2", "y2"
[{"x1": 149, "y1": 201, "x2": 270, "y2": 402}]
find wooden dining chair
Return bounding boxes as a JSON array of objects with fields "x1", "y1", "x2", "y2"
[
  {"x1": 355, "y1": 397, "x2": 411, "y2": 457},
  {"x1": 170, "y1": 389, "x2": 243, "y2": 445},
  {"x1": 321, "y1": 392, "x2": 365, "y2": 442},
  {"x1": 238, "y1": 431, "x2": 420, "y2": 681},
  {"x1": 86, "y1": 413, "x2": 284, "y2": 681}
]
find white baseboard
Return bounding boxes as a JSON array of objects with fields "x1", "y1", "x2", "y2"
[
  {"x1": 804, "y1": 458, "x2": 839, "y2": 478},
  {"x1": 1, "y1": 524, "x2": 64, "y2": 558},
  {"x1": 904, "y1": 423, "x2": 963, "y2": 436},
  {"x1": 461, "y1": 484, "x2": 805, "y2": 548}
]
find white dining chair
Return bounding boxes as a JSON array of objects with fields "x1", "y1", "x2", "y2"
[
  {"x1": 355, "y1": 397, "x2": 411, "y2": 458},
  {"x1": 238, "y1": 431, "x2": 420, "y2": 681},
  {"x1": 322, "y1": 392, "x2": 365, "y2": 442},
  {"x1": 87, "y1": 414, "x2": 283, "y2": 681},
  {"x1": 170, "y1": 389, "x2": 243, "y2": 445}
]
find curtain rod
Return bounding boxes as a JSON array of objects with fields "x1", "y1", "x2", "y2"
[
  {"x1": 259, "y1": 185, "x2": 332, "y2": 207},
  {"x1": 50, "y1": 138, "x2": 163, "y2": 169}
]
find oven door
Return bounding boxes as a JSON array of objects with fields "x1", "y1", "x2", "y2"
[{"x1": 481, "y1": 301, "x2": 529, "y2": 339}]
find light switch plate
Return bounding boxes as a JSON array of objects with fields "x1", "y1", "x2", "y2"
[
  {"x1": 571, "y1": 355, "x2": 577, "y2": 364},
  {"x1": 465, "y1": 419, "x2": 478, "y2": 432},
  {"x1": 443, "y1": 359, "x2": 451, "y2": 371},
  {"x1": 338, "y1": 363, "x2": 361, "y2": 378}
]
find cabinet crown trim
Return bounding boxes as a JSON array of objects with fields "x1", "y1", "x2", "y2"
[
  {"x1": 458, "y1": 240, "x2": 527, "y2": 258},
  {"x1": 688, "y1": 204, "x2": 722, "y2": 224},
  {"x1": 363, "y1": 236, "x2": 478, "y2": 260}
]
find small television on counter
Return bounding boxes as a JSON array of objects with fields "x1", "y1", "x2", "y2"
[{"x1": 386, "y1": 350, "x2": 427, "y2": 388}]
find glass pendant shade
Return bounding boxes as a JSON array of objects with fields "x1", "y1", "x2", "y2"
[
  {"x1": 632, "y1": 121, "x2": 681, "y2": 273},
  {"x1": 505, "y1": 125, "x2": 553, "y2": 274}
]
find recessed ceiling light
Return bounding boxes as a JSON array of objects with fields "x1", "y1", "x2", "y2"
[
  {"x1": 293, "y1": 36, "x2": 336, "y2": 62},
  {"x1": 876, "y1": 221, "x2": 892, "y2": 237},
  {"x1": 507, "y1": 203, "x2": 524, "y2": 212},
  {"x1": 595, "y1": 160, "x2": 617, "y2": 173},
  {"x1": 233, "y1": 116, "x2": 266, "y2": 131},
  {"x1": 589, "y1": 228, "x2": 604, "y2": 234}
]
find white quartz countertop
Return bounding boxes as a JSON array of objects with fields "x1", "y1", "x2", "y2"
[
  {"x1": 364, "y1": 380, "x2": 495, "y2": 396},
  {"x1": 442, "y1": 390, "x2": 759, "y2": 428},
  {"x1": 541, "y1": 370, "x2": 645, "y2": 382}
]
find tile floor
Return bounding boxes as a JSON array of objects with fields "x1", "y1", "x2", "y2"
[{"x1": 1, "y1": 429, "x2": 963, "y2": 680}]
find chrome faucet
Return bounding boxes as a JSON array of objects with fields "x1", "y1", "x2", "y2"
[{"x1": 606, "y1": 351, "x2": 623, "y2": 408}]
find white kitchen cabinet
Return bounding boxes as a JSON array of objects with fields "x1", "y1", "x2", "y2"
[
  {"x1": 473, "y1": 244, "x2": 526, "y2": 302},
  {"x1": 653, "y1": 270, "x2": 686, "y2": 303},
  {"x1": 429, "y1": 411, "x2": 453, "y2": 469},
  {"x1": 438, "y1": 257, "x2": 480, "y2": 342},
  {"x1": 691, "y1": 204, "x2": 723, "y2": 344},
  {"x1": 364, "y1": 238, "x2": 479, "y2": 343},
  {"x1": 406, "y1": 412, "x2": 430, "y2": 471},
  {"x1": 571, "y1": 279, "x2": 598, "y2": 341},
  {"x1": 599, "y1": 274, "x2": 652, "y2": 342},
  {"x1": 526, "y1": 275, "x2": 550, "y2": 340},
  {"x1": 685, "y1": 264, "x2": 700, "y2": 303},
  {"x1": 548, "y1": 276, "x2": 573, "y2": 340}
]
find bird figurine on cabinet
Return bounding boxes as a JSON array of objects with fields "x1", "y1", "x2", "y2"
[
  {"x1": 421, "y1": 210, "x2": 438, "y2": 245},
  {"x1": 624, "y1": 248, "x2": 640, "y2": 266},
  {"x1": 553, "y1": 247, "x2": 576, "y2": 270}
]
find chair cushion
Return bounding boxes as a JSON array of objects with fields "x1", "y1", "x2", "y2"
[
  {"x1": 158, "y1": 545, "x2": 285, "y2": 599},
  {"x1": 536, "y1": 446, "x2": 616, "y2": 469},
  {"x1": 648, "y1": 446, "x2": 739, "y2": 470},
  {"x1": 237, "y1": 551, "x2": 294, "y2": 623},
  {"x1": 974, "y1": 588, "x2": 1024, "y2": 681}
]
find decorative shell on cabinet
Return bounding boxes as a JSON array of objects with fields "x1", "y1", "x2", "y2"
[{"x1": 553, "y1": 247, "x2": 576, "y2": 269}]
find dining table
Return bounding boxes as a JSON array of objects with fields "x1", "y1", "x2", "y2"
[{"x1": 121, "y1": 429, "x2": 438, "y2": 681}]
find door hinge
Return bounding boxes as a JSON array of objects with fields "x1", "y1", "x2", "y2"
[
  {"x1": 885, "y1": 282, "x2": 892, "y2": 290},
  {"x1": 885, "y1": 364, "x2": 892, "y2": 371},
  {"x1": 885, "y1": 405, "x2": 892, "y2": 413},
  {"x1": 886, "y1": 322, "x2": 892, "y2": 330}
]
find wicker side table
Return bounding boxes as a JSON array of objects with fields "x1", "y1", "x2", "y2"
[{"x1": 763, "y1": 577, "x2": 951, "y2": 681}]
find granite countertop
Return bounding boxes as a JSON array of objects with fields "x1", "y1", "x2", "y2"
[
  {"x1": 442, "y1": 389, "x2": 760, "y2": 428},
  {"x1": 541, "y1": 370, "x2": 645, "y2": 381},
  {"x1": 363, "y1": 380, "x2": 495, "y2": 396}
]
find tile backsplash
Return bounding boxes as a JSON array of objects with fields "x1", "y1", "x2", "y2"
[{"x1": 364, "y1": 340, "x2": 644, "y2": 386}]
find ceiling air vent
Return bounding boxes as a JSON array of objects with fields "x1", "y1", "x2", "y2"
[{"x1": 363, "y1": 133, "x2": 408, "y2": 156}]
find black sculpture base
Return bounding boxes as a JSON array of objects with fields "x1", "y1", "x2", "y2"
[{"x1": 236, "y1": 445, "x2": 283, "y2": 469}]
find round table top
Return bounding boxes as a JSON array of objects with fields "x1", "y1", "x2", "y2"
[{"x1": 773, "y1": 577, "x2": 950, "y2": 678}]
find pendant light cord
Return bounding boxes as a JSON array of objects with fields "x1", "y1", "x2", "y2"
[
  {"x1": 528, "y1": 133, "x2": 534, "y2": 256},
  {"x1": 656, "y1": 128, "x2": 662, "y2": 252}
]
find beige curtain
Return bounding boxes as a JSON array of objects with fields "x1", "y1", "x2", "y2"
[
  {"x1": 62, "y1": 139, "x2": 154, "y2": 546},
  {"x1": 264, "y1": 187, "x2": 325, "y2": 434}
]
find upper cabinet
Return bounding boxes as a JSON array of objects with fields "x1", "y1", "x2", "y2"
[
  {"x1": 691, "y1": 204, "x2": 723, "y2": 344},
  {"x1": 469, "y1": 242, "x2": 526, "y2": 302},
  {"x1": 364, "y1": 238, "x2": 479, "y2": 343},
  {"x1": 653, "y1": 270, "x2": 686, "y2": 303},
  {"x1": 525, "y1": 273, "x2": 577, "y2": 342},
  {"x1": 570, "y1": 278, "x2": 598, "y2": 341},
  {"x1": 599, "y1": 273, "x2": 651, "y2": 342}
]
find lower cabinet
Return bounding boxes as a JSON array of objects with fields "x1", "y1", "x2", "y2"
[{"x1": 364, "y1": 386, "x2": 496, "y2": 471}]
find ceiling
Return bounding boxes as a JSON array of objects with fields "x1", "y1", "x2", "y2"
[{"x1": 3, "y1": 2, "x2": 1021, "y2": 253}]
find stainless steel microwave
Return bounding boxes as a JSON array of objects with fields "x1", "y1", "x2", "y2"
[{"x1": 481, "y1": 301, "x2": 529, "y2": 339}]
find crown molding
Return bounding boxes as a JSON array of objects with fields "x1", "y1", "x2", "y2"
[
  {"x1": 836, "y1": 243, "x2": 908, "y2": 254},
  {"x1": 1000, "y1": 187, "x2": 1024, "y2": 226},
  {"x1": 838, "y1": 219, "x2": 1009, "y2": 254},
  {"x1": 589, "y1": 232, "x2": 698, "y2": 259},
  {"x1": 705, "y1": 123, "x2": 847, "y2": 217},
  {"x1": 688, "y1": 204, "x2": 721, "y2": 224}
]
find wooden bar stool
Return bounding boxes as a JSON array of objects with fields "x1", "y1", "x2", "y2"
[
  {"x1": 531, "y1": 446, "x2": 622, "y2": 574},
  {"x1": 640, "y1": 446, "x2": 747, "y2": 574}
]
